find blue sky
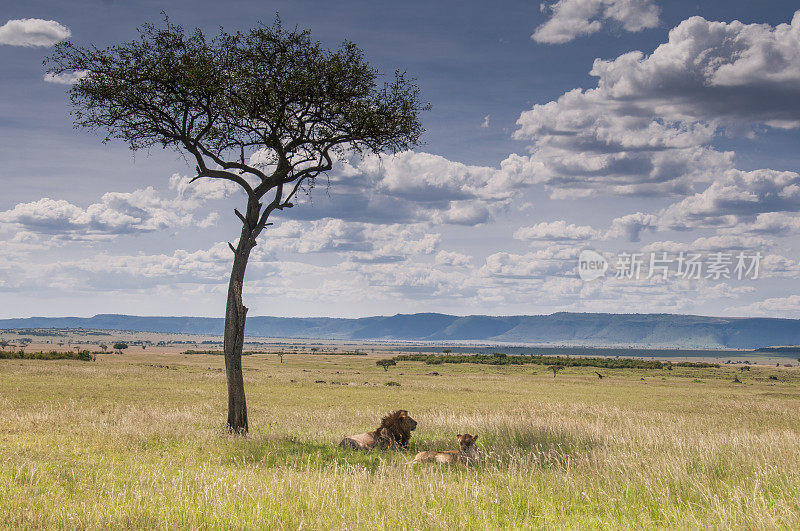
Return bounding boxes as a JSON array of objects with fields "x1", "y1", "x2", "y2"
[{"x1": 2, "y1": 0, "x2": 800, "y2": 318}]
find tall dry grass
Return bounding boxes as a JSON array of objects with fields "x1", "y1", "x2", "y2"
[{"x1": 1, "y1": 352, "x2": 799, "y2": 528}]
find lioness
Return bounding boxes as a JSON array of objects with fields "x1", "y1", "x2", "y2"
[
  {"x1": 340, "y1": 410, "x2": 417, "y2": 450},
  {"x1": 411, "y1": 433, "x2": 480, "y2": 465}
]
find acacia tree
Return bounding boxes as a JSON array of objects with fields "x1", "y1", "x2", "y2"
[
  {"x1": 376, "y1": 359, "x2": 396, "y2": 372},
  {"x1": 46, "y1": 17, "x2": 426, "y2": 434},
  {"x1": 113, "y1": 342, "x2": 129, "y2": 354}
]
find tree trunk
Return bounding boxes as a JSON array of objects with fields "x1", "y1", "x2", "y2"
[{"x1": 224, "y1": 202, "x2": 260, "y2": 434}]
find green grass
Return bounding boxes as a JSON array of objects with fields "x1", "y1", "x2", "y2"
[{"x1": 1, "y1": 351, "x2": 800, "y2": 528}]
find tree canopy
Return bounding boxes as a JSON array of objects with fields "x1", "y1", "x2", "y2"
[{"x1": 46, "y1": 16, "x2": 427, "y2": 215}]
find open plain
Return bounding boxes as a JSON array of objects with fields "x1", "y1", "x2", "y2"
[{"x1": 1, "y1": 331, "x2": 800, "y2": 528}]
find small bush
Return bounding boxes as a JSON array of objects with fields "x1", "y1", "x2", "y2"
[
  {"x1": 674, "y1": 361, "x2": 719, "y2": 368},
  {"x1": 385, "y1": 381, "x2": 401, "y2": 387}
]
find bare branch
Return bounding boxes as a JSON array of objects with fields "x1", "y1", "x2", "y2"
[
  {"x1": 183, "y1": 140, "x2": 255, "y2": 195},
  {"x1": 194, "y1": 141, "x2": 267, "y2": 181}
]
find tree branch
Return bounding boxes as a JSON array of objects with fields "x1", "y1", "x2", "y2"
[
  {"x1": 183, "y1": 140, "x2": 256, "y2": 196},
  {"x1": 234, "y1": 208, "x2": 248, "y2": 226}
]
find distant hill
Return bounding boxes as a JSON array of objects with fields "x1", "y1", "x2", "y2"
[{"x1": 2, "y1": 312, "x2": 800, "y2": 348}]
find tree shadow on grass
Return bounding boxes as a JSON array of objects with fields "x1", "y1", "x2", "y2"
[
  {"x1": 220, "y1": 426, "x2": 601, "y2": 472},
  {"x1": 221, "y1": 436, "x2": 408, "y2": 471}
]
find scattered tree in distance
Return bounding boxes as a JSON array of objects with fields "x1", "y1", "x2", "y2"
[
  {"x1": 377, "y1": 359, "x2": 397, "y2": 372},
  {"x1": 113, "y1": 342, "x2": 129, "y2": 354}
]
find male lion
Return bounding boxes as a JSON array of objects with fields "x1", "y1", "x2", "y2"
[
  {"x1": 411, "y1": 433, "x2": 480, "y2": 465},
  {"x1": 339, "y1": 410, "x2": 417, "y2": 450}
]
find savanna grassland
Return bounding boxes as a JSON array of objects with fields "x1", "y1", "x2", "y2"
[{"x1": 1, "y1": 346, "x2": 800, "y2": 529}]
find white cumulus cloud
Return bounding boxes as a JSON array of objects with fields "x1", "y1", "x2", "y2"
[
  {"x1": 606, "y1": 212, "x2": 658, "y2": 242},
  {"x1": 533, "y1": 0, "x2": 660, "y2": 44},
  {"x1": 0, "y1": 18, "x2": 70, "y2": 47},
  {"x1": 589, "y1": 11, "x2": 800, "y2": 128},
  {"x1": 43, "y1": 70, "x2": 88, "y2": 85},
  {"x1": 0, "y1": 175, "x2": 237, "y2": 239},
  {"x1": 727, "y1": 295, "x2": 800, "y2": 317},
  {"x1": 289, "y1": 151, "x2": 530, "y2": 226},
  {"x1": 659, "y1": 169, "x2": 800, "y2": 230},
  {"x1": 515, "y1": 11, "x2": 800, "y2": 199},
  {"x1": 514, "y1": 220, "x2": 600, "y2": 242},
  {"x1": 266, "y1": 219, "x2": 440, "y2": 263}
]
